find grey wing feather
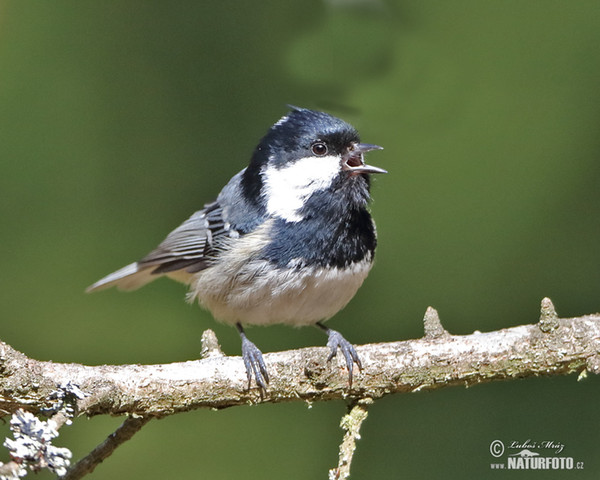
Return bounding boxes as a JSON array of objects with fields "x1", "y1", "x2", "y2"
[
  {"x1": 139, "y1": 204, "x2": 217, "y2": 273},
  {"x1": 86, "y1": 201, "x2": 225, "y2": 292}
]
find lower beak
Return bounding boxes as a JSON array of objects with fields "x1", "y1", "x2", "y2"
[{"x1": 343, "y1": 143, "x2": 387, "y2": 175}]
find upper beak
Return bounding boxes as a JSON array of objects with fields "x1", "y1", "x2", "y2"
[{"x1": 343, "y1": 143, "x2": 387, "y2": 175}]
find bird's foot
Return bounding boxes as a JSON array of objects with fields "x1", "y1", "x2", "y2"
[
  {"x1": 237, "y1": 324, "x2": 269, "y2": 396},
  {"x1": 317, "y1": 322, "x2": 362, "y2": 387}
]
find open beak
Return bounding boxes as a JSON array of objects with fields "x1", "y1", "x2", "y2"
[{"x1": 343, "y1": 143, "x2": 387, "y2": 175}]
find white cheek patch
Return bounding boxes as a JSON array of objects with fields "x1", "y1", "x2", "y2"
[{"x1": 262, "y1": 155, "x2": 341, "y2": 222}]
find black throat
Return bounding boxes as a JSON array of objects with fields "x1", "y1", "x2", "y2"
[{"x1": 261, "y1": 174, "x2": 377, "y2": 269}]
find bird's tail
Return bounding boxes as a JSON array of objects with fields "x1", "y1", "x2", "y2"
[{"x1": 86, "y1": 262, "x2": 157, "y2": 293}]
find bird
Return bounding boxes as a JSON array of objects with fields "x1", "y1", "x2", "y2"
[{"x1": 87, "y1": 107, "x2": 386, "y2": 393}]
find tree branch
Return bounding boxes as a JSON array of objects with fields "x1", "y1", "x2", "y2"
[
  {"x1": 61, "y1": 416, "x2": 151, "y2": 480},
  {"x1": 1, "y1": 299, "x2": 599, "y2": 419}
]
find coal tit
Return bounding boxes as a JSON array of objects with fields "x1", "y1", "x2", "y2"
[{"x1": 87, "y1": 107, "x2": 386, "y2": 392}]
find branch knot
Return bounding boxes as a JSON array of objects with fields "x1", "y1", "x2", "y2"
[
  {"x1": 200, "y1": 329, "x2": 225, "y2": 359},
  {"x1": 538, "y1": 297, "x2": 559, "y2": 333},
  {"x1": 423, "y1": 307, "x2": 450, "y2": 339}
]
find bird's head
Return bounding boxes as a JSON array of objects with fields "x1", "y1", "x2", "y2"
[{"x1": 242, "y1": 107, "x2": 385, "y2": 222}]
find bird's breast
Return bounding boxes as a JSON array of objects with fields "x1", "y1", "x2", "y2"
[{"x1": 184, "y1": 217, "x2": 375, "y2": 325}]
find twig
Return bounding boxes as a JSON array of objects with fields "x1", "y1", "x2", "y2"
[
  {"x1": 60, "y1": 416, "x2": 151, "y2": 480},
  {"x1": 329, "y1": 399, "x2": 372, "y2": 480}
]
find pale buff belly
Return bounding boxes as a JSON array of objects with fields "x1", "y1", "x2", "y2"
[{"x1": 185, "y1": 256, "x2": 373, "y2": 326}]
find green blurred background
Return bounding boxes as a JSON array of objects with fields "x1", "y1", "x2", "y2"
[{"x1": 1, "y1": 1, "x2": 599, "y2": 478}]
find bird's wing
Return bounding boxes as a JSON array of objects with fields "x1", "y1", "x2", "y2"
[
  {"x1": 86, "y1": 201, "x2": 228, "y2": 292},
  {"x1": 139, "y1": 201, "x2": 225, "y2": 274}
]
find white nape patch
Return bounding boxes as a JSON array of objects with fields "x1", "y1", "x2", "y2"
[
  {"x1": 273, "y1": 114, "x2": 290, "y2": 127},
  {"x1": 262, "y1": 155, "x2": 341, "y2": 222}
]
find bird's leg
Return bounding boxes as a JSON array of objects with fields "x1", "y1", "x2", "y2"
[
  {"x1": 236, "y1": 323, "x2": 269, "y2": 394},
  {"x1": 316, "y1": 321, "x2": 362, "y2": 387}
]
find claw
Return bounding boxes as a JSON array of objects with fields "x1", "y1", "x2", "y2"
[
  {"x1": 317, "y1": 322, "x2": 362, "y2": 387},
  {"x1": 237, "y1": 324, "x2": 269, "y2": 396}
]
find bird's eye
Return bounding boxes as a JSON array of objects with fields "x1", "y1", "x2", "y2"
[{"x1": 311, "y1": 142, "x2": 328, "y2": 156}]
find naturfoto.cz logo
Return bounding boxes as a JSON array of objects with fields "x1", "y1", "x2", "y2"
[{"x1": 489, "y1": 439, "x2": 584, "y2": 471}]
